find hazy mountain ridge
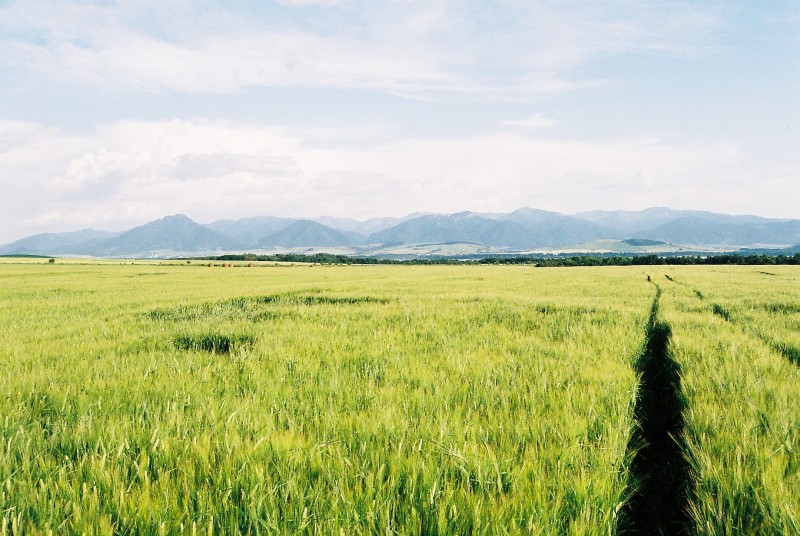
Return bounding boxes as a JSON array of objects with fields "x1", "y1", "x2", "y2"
[
  {"x1": 49, "y1": 215, "x2": 240, "y2": 256},
  {"x1": 499, "y1": 208, "x2": 613, "y2": 246},
  {"x1": 205, "y1": 216, "x2": 295, "y2": 246},
  {"x1": 367, "y1": 212, "x2": 526, "y2": 248},
  {"x1": 0, "y1": 229, "x2": 121, "y2": 256},
  {"x1": 630, "y1": 217, "x2": 800, "y2": 246},
  {"x1": 312, "y1": 214, "x2": 428, "y2": 236},
  {"x1": 573, "y1": 207, "x2": 782, "y2": 236},
  {"x1": 1, "y1": 208, "x2": 798, "y2": 257},
  {"x1": 261, "y1": 220, "x2": 364, "y2": 248}
]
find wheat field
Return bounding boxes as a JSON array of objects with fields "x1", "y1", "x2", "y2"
[{"x1": 0, "y1": 261, "x2": 797, "y2": 534}]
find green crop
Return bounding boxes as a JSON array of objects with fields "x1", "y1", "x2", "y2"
[
  {"x1": 655, "y1": 267, "x2": 800, "y2": 533},
  {"x1": 0, "y1": 260, "x2": 797, "y2": 534}
]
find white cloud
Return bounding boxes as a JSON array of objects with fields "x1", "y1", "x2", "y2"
[
  {"x1": 275, "y1": 0, "x2": 342, "y2": 6},
  {"x1": 0, "y1": 1, "x2": 723, "y2": 95},
  {"x1": 1, "y1": 32, "x2": 447, "y2": 93},
  {"x1": 170, "y1": 154, "x2": 302, "y2": 180},
  {"x1": 1, "y1": 117, "x2": 795, "y2": 243},
  {"x1": 501, "y1": 114, "x2": 557, "y2": 130}
]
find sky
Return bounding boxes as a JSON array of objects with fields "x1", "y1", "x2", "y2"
[{"x1": 0, "y1": 0, "x2": 798, "y2": 243}]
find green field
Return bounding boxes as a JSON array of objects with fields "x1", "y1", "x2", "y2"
[{"x1": 0, "y1": 261, "x2": 798, "y2": 534}]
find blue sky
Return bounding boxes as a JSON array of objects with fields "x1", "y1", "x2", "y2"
[{"x1": 0, "y1": 0, "x2": 798, "y2": 242}]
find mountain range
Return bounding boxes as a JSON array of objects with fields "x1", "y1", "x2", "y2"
[{"x1": 1, "y1": 208, "x2": 798, "y2": 258}]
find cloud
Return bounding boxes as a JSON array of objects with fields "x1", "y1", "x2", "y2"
[
  {"x1": 0, "y1": 1, "x2": 724, "y2": 96},
  {"x1": 170, "y1": 154, "x2": 302, "y2": 180},
  {"x1": 1, "y1": 117, "x2": 795, "y2": 243},
  {"x1": 501, "y1": 114, "x2": 557, "y2": 130},
  {"x1": 275, "y1": 0, "x2": 342, "y2": 6},
  {"x1": 1, "y1": 32, "x2": 447, "y2": 93}
]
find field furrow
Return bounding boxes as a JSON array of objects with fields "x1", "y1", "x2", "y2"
[{"x1": 617, "y1": 284, "x2": 691, "y2": 534}]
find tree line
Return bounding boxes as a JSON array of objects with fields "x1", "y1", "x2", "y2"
[{"x1": 194, "y1": 252, "x2": 800, "y2": 267}]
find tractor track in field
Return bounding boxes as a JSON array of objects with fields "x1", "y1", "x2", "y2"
[
  {"x1": 771, "y1": 342, "x2": 800, "y2": 366},
  {"x1": 710, "y1": 300, "x2": 800, "y2": 367},
  {"x1": 618, "y1": 283, "x2": 693, "y2": 535},
  {"x1": 663, "y1": 271, "x2": 795, "y2": 368}
]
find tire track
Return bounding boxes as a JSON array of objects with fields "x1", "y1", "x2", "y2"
[
  {"x1": 709, "y1": 300, "x2": 799, "y2": 367},
  {"x1": 618, "y1": 284, "x2": 692, "y2": 535}
]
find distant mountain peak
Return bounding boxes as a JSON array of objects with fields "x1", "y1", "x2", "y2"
[
  {"x1": 162, "y1": 213, "x2": 193, "y2": 222},
  {"x1": 261, "y1": 219, "x2": 359, "y2": 247},
  {"x1": 1, "y1": 208, "x2": 798, "y2": 257},
  {"x1": 511, "y1": 207, "x2": 558, "y2": 215}
]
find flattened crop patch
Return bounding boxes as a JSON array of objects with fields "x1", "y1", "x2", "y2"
[
  {"x1": 173, "y1": 333, "x2": 255, "y2": 354},
  {"x1": 147, "y1": 293, "x2": 390, "y2": 322},
  {"x1": 772, "y1": 342, "x2": 800, "y2": 366},
  {"x1": 534, "y1": 304, "x2": 597, "y2": 315},
  {"x1": 712, "y1": 303, "x2": 733, "y2": 322},
  {"x1": 760, "y1": 302, "x2": 800, "y2": 315}
]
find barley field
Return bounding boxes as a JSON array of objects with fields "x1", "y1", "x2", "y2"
[{"x1": 0, "y1": 261, "x2": 797, "y2": 534}]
